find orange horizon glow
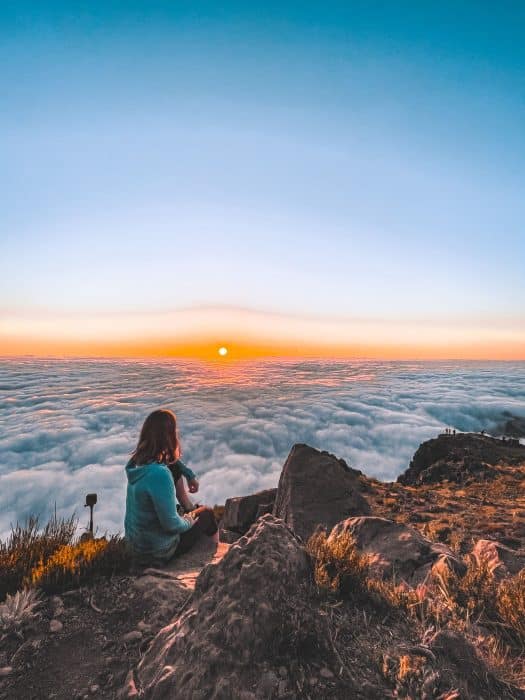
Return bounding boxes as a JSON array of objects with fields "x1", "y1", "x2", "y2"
[
  {"x1": 1, "y1": 307, "x2": 524, "y2": 361},
  {"x1": 2, "y1": 337, "x2": 525, "y2": 363}
]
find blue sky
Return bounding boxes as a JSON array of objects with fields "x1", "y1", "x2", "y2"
[{"x1": 1, "y1": 1, "x2": 524, "y2": 355}]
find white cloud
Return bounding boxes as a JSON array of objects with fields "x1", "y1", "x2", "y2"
[{"x1": 0, "y1": 359, "x2": 524, "y2": 539}]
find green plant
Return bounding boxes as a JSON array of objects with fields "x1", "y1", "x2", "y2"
[{"x1": 0, "y1": 588, "x2": 42, "y2": 636}]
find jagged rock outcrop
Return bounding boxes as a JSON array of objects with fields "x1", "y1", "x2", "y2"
[
  {"x1": 330, "y1": 516, "x2": 465, "y2": 584},
  {"x1": 499, "y1": 412, "x2": 525, "y2": 439},
  {"x1": 273, "y1": 444, "x2": 370, "y2": 540},
  {"x1": 472, "y1": 538, "x2": 525, "y2": 577},
  {"x1": 136, "y1": 515, "x2": 345, "y2": 699},
  {"x1": 220, "y1": 488, "x2": 277, "y2": 542},
  {"x1": 398, "y1": 432, "x2": 525, "y2": 486}
]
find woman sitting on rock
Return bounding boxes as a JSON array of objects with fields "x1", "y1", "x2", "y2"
[{"x1": 125, "y1": 409, "x2": 218, "y2": 563}]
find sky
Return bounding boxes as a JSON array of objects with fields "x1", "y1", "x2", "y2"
[{"x1": 1, "y1": 1, "x2": 524, "y2": 358}]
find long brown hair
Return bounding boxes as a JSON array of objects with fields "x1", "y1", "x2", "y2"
[{"x1": 131, "y1": 409, "x2": 181, "y2": 466}]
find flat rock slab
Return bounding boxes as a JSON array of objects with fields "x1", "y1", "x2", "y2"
[
  {"x1": 133, "y1": 541, "x2": 229, "y2": 625},
  {"x1": 221, "y1": 488, "x2": 277, "y2": 539},
  {"x1": 136, "y1": 540, "x2": 229, "y2": 587}
]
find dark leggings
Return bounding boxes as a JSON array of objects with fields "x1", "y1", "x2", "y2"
[{"x1": 176, "y1": 507, "x2": 218, "y2": 555}]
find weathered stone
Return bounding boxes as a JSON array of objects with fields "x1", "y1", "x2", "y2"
[
  {"x1": 121, "y1": 630, "x2": 142, "y2": 643},
  {"x1": 330, "y1": 516, "x2": 463, "y2": 585},
  {"x1": 49, "y1": 619, "x2": 63, "y2": 633},
  {"x1": 273, "y1": 444, "x2": 370, "y2": 540},
  {"x1": 221, "y1": 488, "x2": 277, "y2": 534},
  {"x1": 136, "y1": 515, "x2": 346, "y2": 699},
  {"x1": 219, "y1": 529, "x2": 243, "y2": 544}
]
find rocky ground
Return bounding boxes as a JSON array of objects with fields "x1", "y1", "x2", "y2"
[
  {"x1": 0, "y1": 542, "x2": 227, "y2": 700},
  {"x1": 373, "y1": 433, "x2": 525, "y2": 554},
  {"x1": 1, "y1": 431, "x2": 525, "y2": 699}
]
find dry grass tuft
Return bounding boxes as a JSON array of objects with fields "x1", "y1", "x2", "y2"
[
  {"x1": 306, "y1": 529, "x2": 370, "y2": 600},
  {"x1": 433, "y1": 554, "x2": 499, "y2": 623},
  {"x1": 0, "y1": 516, "x2": 77, "y2": 600},
  {"x1": 308, "y1": 528, "x2": 525, "y2": 660},
  {"x1": 28, "y1": 536, "x2": 130, "y2": 593},
  {"x1": 496, "y1": 570, "x2": 525, "y2": 644},
  {"x1": 306, "y1": 528, "x2": 421, "y2": 617},
  {"x1": 0, "y1": 517, "x2": 131, "y2": 600}
]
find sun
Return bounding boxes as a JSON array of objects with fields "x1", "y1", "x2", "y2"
[{"x1": 218, "y1": 346, "x2": 228, "y2": 357}]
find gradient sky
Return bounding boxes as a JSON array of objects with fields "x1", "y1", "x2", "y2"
[{"x1": 1, "y1": 1, "x2": 524, "y2": 358}]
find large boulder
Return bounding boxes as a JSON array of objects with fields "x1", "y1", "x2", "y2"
[
  {"x1": 136, "y1": 515, "x2": 345, "y2": 699},
  {"x1": 273, "y1": 444, "x2": 370, "y2": 541},
  {"x1": 472, "y1": 539, "x2": 525, "y2": 577},
  {"x1": 330, "y1": 516, "x2": 464, "y2": 585},
  {"x1": 220, "y1": 488, "x2": 277, "y2": 542}
]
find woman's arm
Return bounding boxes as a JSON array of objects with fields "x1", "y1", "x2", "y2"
[
  {"x1": 175, "y1": 459, "x2": 199, "y2": 493},
  {"x1": 149, "y1": 466, "x2": 193, "y2": 534},
  {"x1": 175, "y1": 459, "x2": 197, "y2": 482}
]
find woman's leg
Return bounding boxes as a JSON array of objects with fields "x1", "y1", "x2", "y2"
[
  {"x1": 175, "y1": 477, "x2": 195, "y2": 512},
  {"x1": 192, "y1": 507, "x2": 219, "y2": 537},
  {"x1": 176, "y1": 507, "x2": 218, "y2": 555},
  {"x1": 167, "y1": 461, "x2": 195, "y2": 512}
]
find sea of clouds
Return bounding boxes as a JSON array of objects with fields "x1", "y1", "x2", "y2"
[{"x1": 0, "y1": 358, "x2": 524, "y2": 540}]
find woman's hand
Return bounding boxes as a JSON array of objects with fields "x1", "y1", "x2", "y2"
[
  {"x1": 183, "y1": 512, "x2": 196, "y2": 527},
  {"x1": 188, "y1": 478, "x2": 200, "y2": 494}
]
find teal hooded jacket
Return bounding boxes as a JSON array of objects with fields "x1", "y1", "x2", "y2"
[{"x1": 124, "y1": 459, "x2": 196, "y2": 561}]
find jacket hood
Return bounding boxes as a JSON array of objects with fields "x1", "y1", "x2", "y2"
[{"x1": 126, "y1": 460, "x2": 153, "y2": 484}]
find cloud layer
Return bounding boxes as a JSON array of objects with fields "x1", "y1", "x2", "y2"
[{"x1": 1, "y1": 358, "x2": 524, "y2": 540}]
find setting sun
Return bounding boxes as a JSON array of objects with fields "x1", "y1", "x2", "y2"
[{"x1": 218, "y1": 346, "x2": 228, "y2": 357}]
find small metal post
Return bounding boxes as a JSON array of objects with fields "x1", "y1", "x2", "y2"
[{"x1": 85, "y1": 493, "x2": 98, "y2": 536}]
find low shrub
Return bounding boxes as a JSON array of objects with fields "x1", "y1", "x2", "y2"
[
  {"x1": 0, "y1": 516, "x2": 76, "y2": 600},
  {"x1": 433, "y1": 554, "x2": 498, "y2": 623},
  {"x1": 496, "y1": 569, "x2": 525, "y2": 644},
  {"x1": 28, "y1": 536, "x2": 131, "y2": 593},
  {"x1": 0, "y1": 517, "x2": 131, "y2": 600},
  {"x1": 306, "y1": 528, "x2": 422, "y2": 619},
  {"x1": 307, "y1": 529, "x2": 370, "y2": 600},
  {"x1": 307, "y1": 529, "x2": 525, "y2": 647}
]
